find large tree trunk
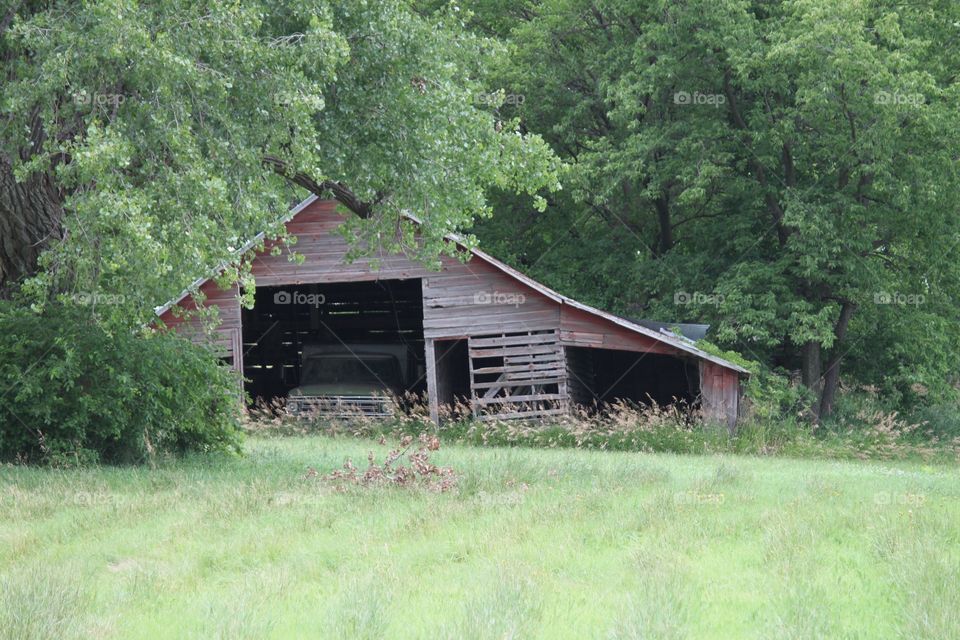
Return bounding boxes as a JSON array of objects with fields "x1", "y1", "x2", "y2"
[
  {"x1": 800, "y1": 339, "x2": 823, "y2": 422},
  {"x1": 0, "y1": 155, "x2": 64, "y2": 298},
  {"x1": 818, "y1": 301, "x2": 856, "y2": 419},
  {"x1": 653, "y1": 191, "x2": 673, "y2": 255}
]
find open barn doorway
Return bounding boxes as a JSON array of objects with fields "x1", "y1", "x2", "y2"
[
  {"x1": 241, "y1": 279, "x2": 426, "y2": 408},
  {"x1": 433, "y1": 339, "x2": 471, "y2": 416},
  {"x1": 566, "y1": 347, "x2": 699, "y2": 410}
]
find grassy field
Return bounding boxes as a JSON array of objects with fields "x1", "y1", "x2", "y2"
[{"x1": 2, "y1": 436, "x2": 959, "y2": 639}]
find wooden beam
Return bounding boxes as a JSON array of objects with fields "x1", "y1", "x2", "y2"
[
  {"x1": 424, "y1": 337, "x2": 439, "y2": 425},
  {"x1": 557, "y1": 344, "x2": 569, "y2": 413},
  {"x1": 481, "y1": 373, "x2": 507, "y2": 400},
  {"x1": 469, "y1": 332, "x2": 557, "y2": 348},
  {"x1": 469, "y1": 344, "x2": 558, "y2": 358},
  {"x1": 472, "y1": 362, "x2": 563, "y2": 375},
  {"x1": 471, "y1": 377, "x2": 564, "y2": 389},
  {"x1": 467, "y1": 340, "x2": 479, "y2": 418},
  {"x1": 474, "y1": 393, "x2": 564, "y2": 405},
  {"x1": 504, "y1": 368, "x2": 566, "y2": 381}
]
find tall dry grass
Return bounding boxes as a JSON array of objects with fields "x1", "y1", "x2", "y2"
[{"x1": 243, "y1": 394, "x2": 960, "y2": 463}]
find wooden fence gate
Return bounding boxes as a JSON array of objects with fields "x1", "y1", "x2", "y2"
[{"x1": 467, "y1": 329, "x2": 569, "y2": 421}]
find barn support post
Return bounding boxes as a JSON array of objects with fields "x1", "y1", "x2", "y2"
[
  {"x1": 229, "y1": 327, "x2": 246, "y2": 404},
  {"x1": 424, "y1": 337, "x2": 440, "y2": 424},
  {"x1": 557, "y1": 344, "x2": 569, "y2": 414},
  {"x1": 229, "y1": 327, "x2": 244, "y2": 375}
]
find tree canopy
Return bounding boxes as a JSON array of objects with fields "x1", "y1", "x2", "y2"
[
  {"x1": 465, "y1": 0, "x2": 960, "y2": 416},
  {"x1": 0, "y1": 0, "x2": 562, "y2": 322}
]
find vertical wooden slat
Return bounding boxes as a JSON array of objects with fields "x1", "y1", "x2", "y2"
[
  {"x1": 557, "y1": 344, "x2": 569, "y2": 413},
  {"x1": 467, "y1": 339, "x2": 478, "y2": 418},
  {"x1": 231, "y1": 328, "x2": 243, "y2": 374},
  {"x1": 424, "y1": 337, "x2": 439, "y2": 424},
  {"x1": 229, "y1": 327, "x2": 245, "y2": 404}
]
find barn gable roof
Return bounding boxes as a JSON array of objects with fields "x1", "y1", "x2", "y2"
[{"x1": 157, "y1": 195, "x2": 749, "y2": 375}]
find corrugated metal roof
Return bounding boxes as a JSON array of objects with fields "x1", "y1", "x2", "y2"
[{"x1": 156, "y1": 194, "x2": 749, "y2": 375}]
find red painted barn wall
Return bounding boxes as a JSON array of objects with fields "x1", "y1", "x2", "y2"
[
  {"x1": 158, "y1": 280, "x2": 242, "y2": 371},
  {"x1": 559, "y1": 306, "x2": 678, "y2": 355}
]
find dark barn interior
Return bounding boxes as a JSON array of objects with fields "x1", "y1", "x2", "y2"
[
  {"x1": 566, "y1": 347, "x2": 700, "y2": 409},
  {"x1": 241, "y1": 279, "x2": 426, "y2": 404},
  {"x1": 433, "y1": 339, "x2": 471, "y2": 408}
]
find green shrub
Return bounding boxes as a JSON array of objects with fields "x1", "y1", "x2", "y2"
[
  {"x1": 0, "y1": 302, "x2": 242, "y2": 465},
  {"x1": 742, "y1": 367, "x2": 812, "y2": 423},
  {"x1": 904, "y1": 402, "x2": 960, "y2": 442}
]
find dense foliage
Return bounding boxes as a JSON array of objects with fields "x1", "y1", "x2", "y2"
[
  {"x1": 1, "y1": 0, "x2": 561, "y2": 319},
  {"x1": 463, "y1": 0, "x2": 960, "y2": 419},
  {"x1": 0, "y1": 303, "x2": 242, "y2": 465}
]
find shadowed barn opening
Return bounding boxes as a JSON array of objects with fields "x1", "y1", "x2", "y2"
[
  {"x1": 157, "y1": 196, "x2": 748, "y2": 428},
  {"x1": 240, "y1": 280, "x2": 427, "y2": 404}
]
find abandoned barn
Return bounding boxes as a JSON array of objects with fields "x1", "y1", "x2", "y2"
[{"x1": 156, "y1": 196, "x2": 748, "y2": 428}]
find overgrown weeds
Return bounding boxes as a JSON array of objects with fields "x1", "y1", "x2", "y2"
[{"x1": 242, "y1": 393, "x2": 960, "y2": 463}]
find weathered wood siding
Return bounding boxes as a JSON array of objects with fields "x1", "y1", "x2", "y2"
[
  {"x1": 250, "y1": 202, "x2": 435, "y2": 286},
  {"x1": 158, "y1": 280, "x2": 243, "y2": 372},
  {"x1": 166, "y1": 199, "x2": 559, "y2": 340},
  {"x1": 559, "y1": 306, "x2": 677, "y2": 355},
  {"x1": 422, "y1": 270, "x2": 558, "y2": 338},
  {"x1": 699, "y1": 360, "x2": 741, "y2": 430}
]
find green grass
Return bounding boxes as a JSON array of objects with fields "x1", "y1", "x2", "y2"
[{"x1": 2, "y1": 436, "x2": 959, "y2": 639}]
